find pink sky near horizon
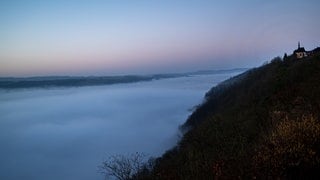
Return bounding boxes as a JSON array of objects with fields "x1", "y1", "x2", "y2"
[{"x1": 0, "y1": 0, "x2": 319, "y2": 76}]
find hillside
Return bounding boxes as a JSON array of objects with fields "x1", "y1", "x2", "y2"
[
  {"x1": 0, "y1": 69, "x2": 246, "y2": 89},
  {"x1": 0, "y1": 75, "x2": 172, "y2": 89},
  {"x1": 137, "y1": 48, "x2": 320, "y2": 179}
]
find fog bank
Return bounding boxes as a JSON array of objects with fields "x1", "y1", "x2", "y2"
[{"x1": 0, "y1": 73, "x2": 240, "y2": 180}]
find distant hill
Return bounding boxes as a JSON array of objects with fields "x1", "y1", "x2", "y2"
[
  {"x1": 0, "y1": 69, "x2": 246, "y2": 89},
  {"x1": 136, "y1": 48, "x2": 320, "y2": 179},
  {"x1": 188, "y1": 68, "x2": 248, "y2": 75},
  {"x1": 0, "y1": 75, "x2": 159, "y2": 89}
]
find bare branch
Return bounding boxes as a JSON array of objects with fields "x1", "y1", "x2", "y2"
[{"x1": 99, "y1": 152, "x2": 153, "y2": 180}]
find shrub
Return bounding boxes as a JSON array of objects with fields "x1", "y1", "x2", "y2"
[{"x1": 253, "y1": 115, "x2": 320, "y2": 178}]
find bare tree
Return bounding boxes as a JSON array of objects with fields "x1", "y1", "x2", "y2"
[{"x1": 99, "y1": 152, "x2": 152, "y2": 180}]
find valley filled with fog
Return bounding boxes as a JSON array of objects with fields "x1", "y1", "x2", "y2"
[{"x1": 0, "y1": 72, "x2": 240, "y2": 180}]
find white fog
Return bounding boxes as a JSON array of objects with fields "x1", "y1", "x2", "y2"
[{"x1": 0, "y1": 73, "x2": 239, "y2": 180}]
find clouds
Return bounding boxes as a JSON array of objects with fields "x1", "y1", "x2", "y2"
[{"x1": 0, "y1": 73, "x2": 239, "y2": 180}]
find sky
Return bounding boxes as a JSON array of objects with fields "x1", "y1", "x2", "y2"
[{"x1": 0, "y1": 0, "x2": 319, "y2": 76}]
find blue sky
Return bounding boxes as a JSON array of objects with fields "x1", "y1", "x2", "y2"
[{"x1": 0, "y1": 0, "x2": 319, "y2": 76}]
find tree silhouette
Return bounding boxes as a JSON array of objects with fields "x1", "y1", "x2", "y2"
[{"x1": 99, "y1": 152, "x2": 153, "y2": 180}]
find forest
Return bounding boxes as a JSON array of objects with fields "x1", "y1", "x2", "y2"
[{"x1": 102, "y1": 48, "x2": 320, "y2": 179}]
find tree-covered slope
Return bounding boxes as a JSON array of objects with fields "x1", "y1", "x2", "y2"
[{"x1": 140, "y1": 49, "x2": 320, "y2": 179}]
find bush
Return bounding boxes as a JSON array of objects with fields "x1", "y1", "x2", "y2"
[{"x1": 253, "y1": 115, "x2": 320, "y2": 178}]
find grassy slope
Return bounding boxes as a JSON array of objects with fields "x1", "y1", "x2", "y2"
[{"x1": 141, "y1": 51, "x2": 320, "y2": 179}]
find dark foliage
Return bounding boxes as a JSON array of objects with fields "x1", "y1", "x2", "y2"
[{"x1": 136, "y1": 48, "x2": 320, "y2": 179}]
